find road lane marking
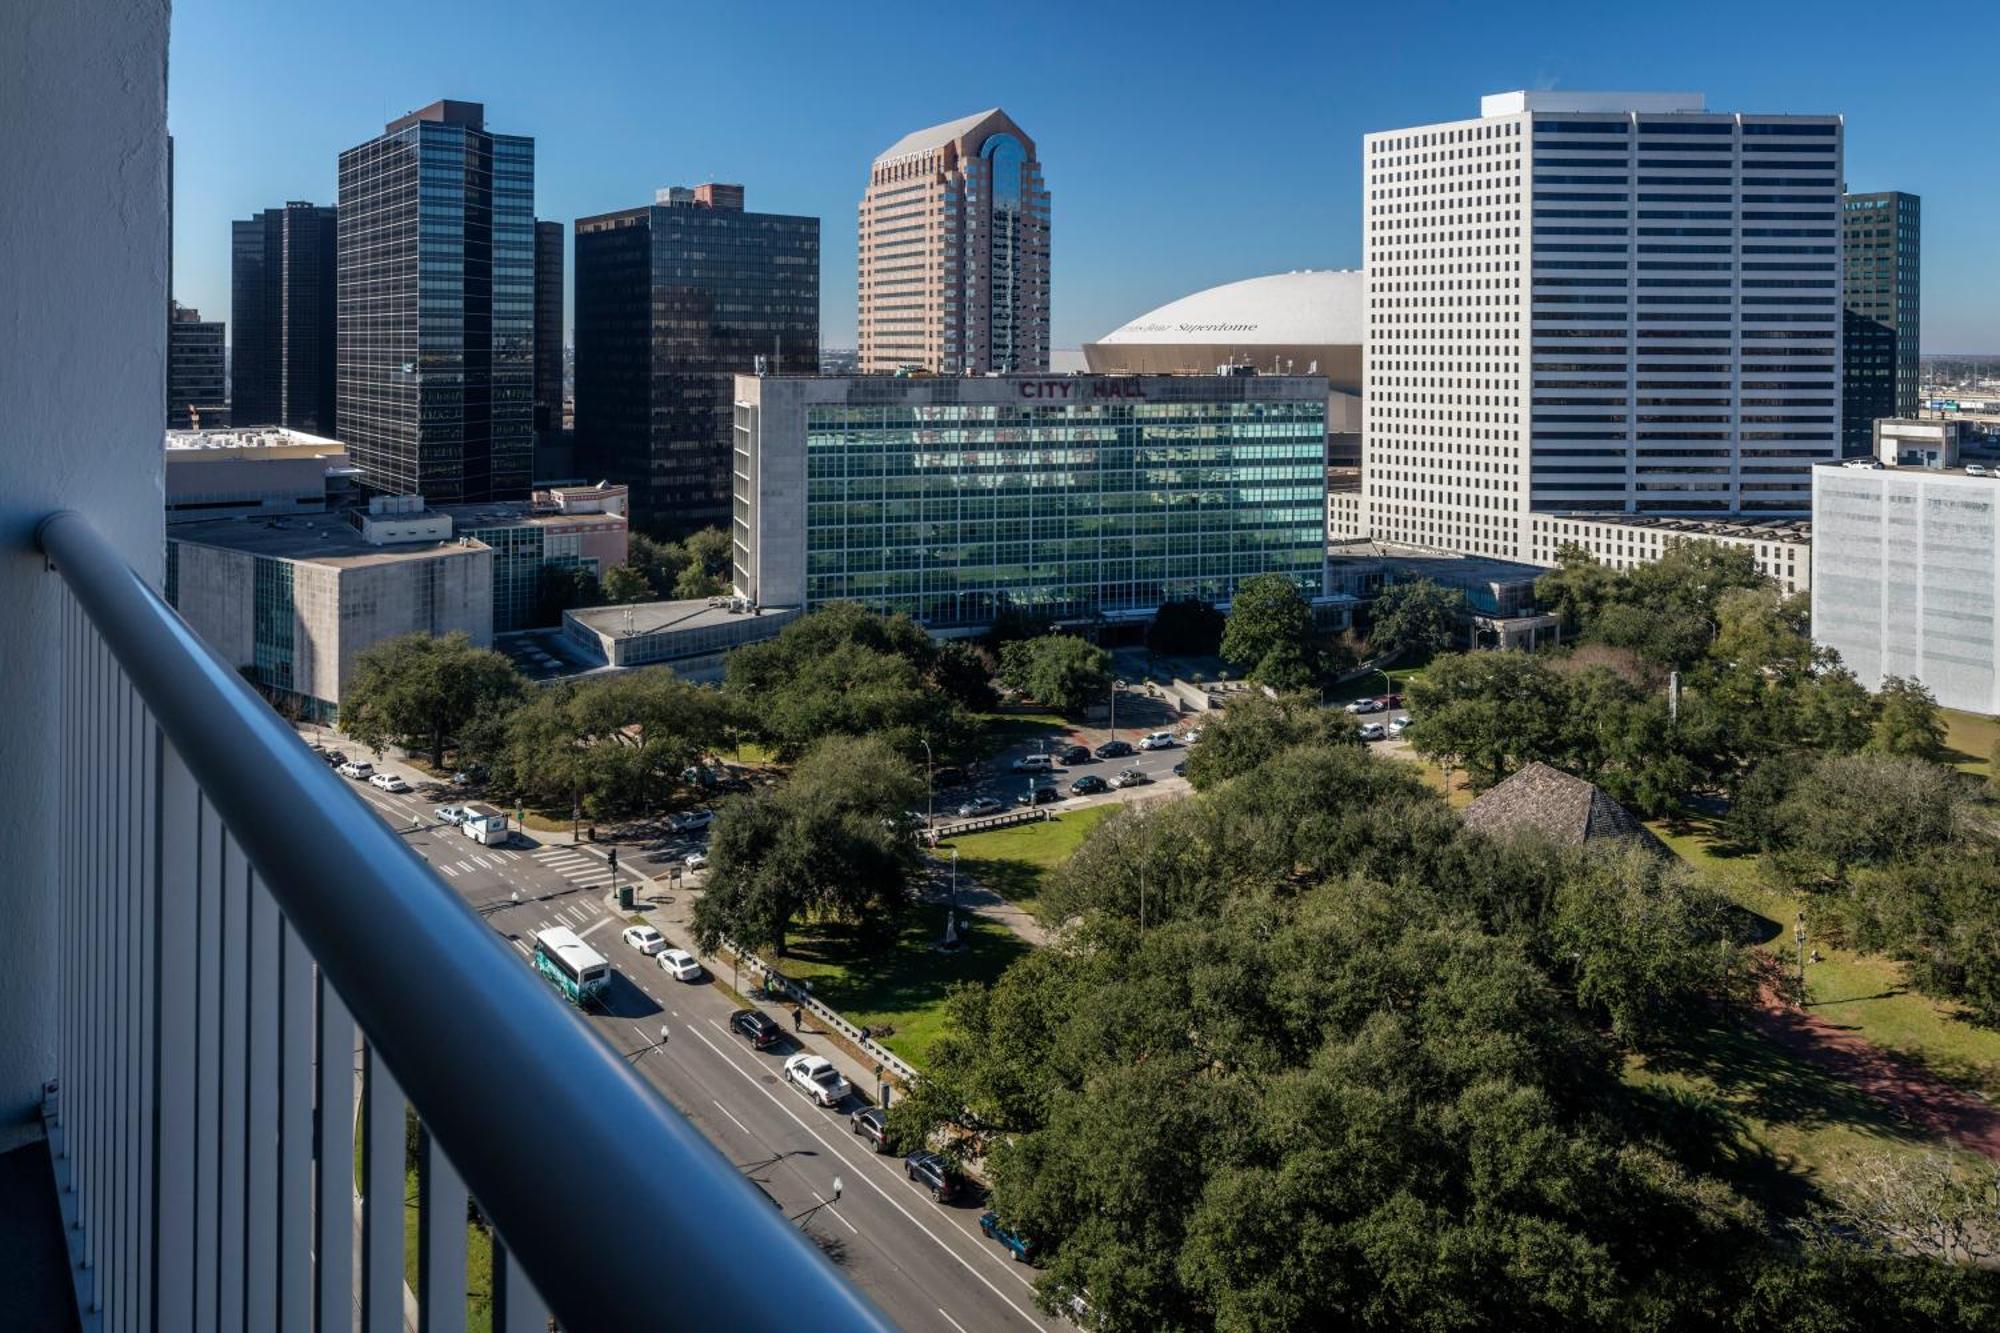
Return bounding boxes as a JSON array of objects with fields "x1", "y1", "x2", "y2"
[
  {"x1": 712, "y1": 1099, "x2": 751, "y2": 1134},
  {"x1": 686, "y1": 1023, "x2": 1046, "y2": 1330},
  {"x1": 815, "y1": 1192, "x2": 859, "y2": 1234},
  {"x1": 938, "y1": 1309, "x2": 971, "y2": 1333},
  {"x1": 509, "y1": 940, "x2": 529, "y2": 957},
  {"x1": 439, "y1": 864, "x2": 458, "y2": 878},
  {"x1": 577, "y1": 916, "x2": 611, "y2": 940}
]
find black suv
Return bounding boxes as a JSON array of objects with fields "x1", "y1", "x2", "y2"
[
  {"x1": 931, "y1": 765, "x2": 965, "y2": 789},
  {"x1": 851, "y1": 1106, "x2": 890, "y2": 1153},
  {"x1": 1093, "y1": 739, "x2": 1135, "y2": 759},
  {"x1": 729, "y1": 1009, "x2": 782, "y2": 1050},
  {"x1": 1069, "y1": 774, "x2": 1109, "y2": 796},
  {"x1": 1017, "y1": 784, "x2": 1061, "y2": 807},
  {"x1": 1055, "y1": 744, "x2": 1091, "y2": 766},
  {"x1": 904, "y1": 1150, "x2": 958, "y2": 1202}
]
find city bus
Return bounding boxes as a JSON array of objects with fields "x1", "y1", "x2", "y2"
[{"x1": 533, "y1": 927, "x2": 610, "y2": 1006}]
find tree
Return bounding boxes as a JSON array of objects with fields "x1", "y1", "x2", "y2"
[
  {"x1": 930, "y1": 640, "x2": 999, "y2": 713},
  {"x1": 1366, "y1": 578, "x2": 1465, "y2": 661},
  {"x1": 626, "y1": 531, "x2": 693, "y2": 598},
  {"x1": 1147, "y1": 598, "x2": 1226, "y2": 658},
  {"x1": 1183, "y1": 691, "x2": 1359, "y2": 790},
  {"x1": 534, "y1": 564, "x2": 602, "y2": 625},
  {"x1": 494, "y1": 668, "x2": 734, "y2": 816},
  {"x1": 1535, "y1": 544, "x2": 1624, "y2": 635},
  {"x1": 677, "y1": 527, "x2": 733, "y2": 597},
  {"x1": 1823, "y1": 1150, "x2": 2000, "y2": 1265},
  {"x1": 997, "y1": 635, "x2": 1112, "y2": 716},
  {"x1": 601, "y1": 563, "x2": 654, "y2": 604},
  {"x1": 1221, "y1": 574, "x2": 1316, "y2": 684},
  {"x1": 1773, "y1": 752, "x2": 1963, "y2": 877},
  {"x1": 692, "y1": 734, "x2": 924, "y2": 954},
  {"x1": 1403, "y1": 651, "x2": 1572, "y2": 788},
  {"x1": 342, "y1": 632, "x2": 526, "y2": 769},
  {"x1": 1870, "y1": 675, "x2": 1947, "y2": 761}
]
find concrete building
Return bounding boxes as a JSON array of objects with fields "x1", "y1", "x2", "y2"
[
  {"x1": 1359, "y1": 91, "x2": 1842, "y2": 571},
  {"x1": 1842, "y1": 191, "x2": 1921, "y2": 456},
  {"x1": 1085, "y1": 269, "x2": 1368, "y2": 525},
  {"x1": 167, "y1": 301, "x2": 227, "y2": 429},
  {"x1": 231, "y1": 201, "x2": 338, "y2": 433},
  {"x1": 1526, "y1": 513, "x2": 1811, "y2": 596},
  {"x1": 857, "y1": 108, "x2": 1049, "y2": 374},
  {"x1": 165, "y1": 426, "x2": 357, "y2": 522},
  {"x1": 563, "y1": 597, "x2": 798, "y2": 674},
  {"x1": 442, "y1": 484, "x2": 629, "y2": 632},
  {"x1": 731, "y1": 372, "x2": 1328, "y2": 629},
  {"x1": 574, "y1": 185, "x2": 819, "y2": 533},
  {"x1": 166, "y1": 496, "x2": 495, "y2": 719},
  {"x1": 1812, "y1": 419, "x2": 1997, "y2": 714},
  {"x1": 338, "y1": 100, "x2": 535, "y2": 503}
]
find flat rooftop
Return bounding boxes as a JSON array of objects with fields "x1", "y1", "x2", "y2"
[
  {"x1": 435, "y1": 501, "x2": 624, "y2": 530},
  {"x1": 569, "y1": 598, "x2": 796, "y2": 638},
  {"x1": 167, "y1": 512, "x2": 487, "y2": 569},
  {"x1": 1816, "y1": 460, "x2": 2000, "y2": 483},
  {"x1": 1554, "y1": 513, "x2": 1813, "y2": 544},
  {"x1": 165, "y1": 427, "x2": 344, "y2": 453}
]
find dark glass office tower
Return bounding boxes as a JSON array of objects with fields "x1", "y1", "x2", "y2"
[
  {"x1": 1841, "y1": 191, "x2": 1921, "y2": 455},
  {"x1": 232, "y1": 202, "x2": 338, "y2": 433},
  {"x1": 534, "y1": 219, "x2": 564, "y2": 450},
  {"x1": 574, "y1": 185, "x2": 818, "y2": 533},
  {"x1": 337, "y1": 100, "x2": 534, "y2": 501},
  {"x1": 167, "y1": 302, "x2": 228, "y2": 429}
]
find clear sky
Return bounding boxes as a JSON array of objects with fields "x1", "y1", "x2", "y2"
[{"x1": 169, "y1": 0, "x2": 2000, "y2": 352}]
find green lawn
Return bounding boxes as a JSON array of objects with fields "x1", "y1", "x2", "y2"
[
  {"x1": 929, "y1": 804, "x2": 1117, "y2": 918},
  {"x1": 969, "y1": 709, "x2": 1074, "y2": 760},
  {"x1": 717, "y1": 740, "x2": 781, "y2": 767},
  {"x1": 774, "y1": 905, "x2": 1035, "y2": 1067},
  {"x1": 1651, "y1": 819, "x2": 2000, "y2": 1098},
  {"x1": 1940, "y1": 707, "x2": 2000, "y2": 780}
]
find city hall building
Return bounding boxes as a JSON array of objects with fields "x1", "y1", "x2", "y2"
[{"x1": 730, "y1": 373, "x2": 1329, "y2": 628}]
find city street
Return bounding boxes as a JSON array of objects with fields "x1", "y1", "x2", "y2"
[{"x1": 340, "y1": 775, "x2": 1064, "y2": 1333}]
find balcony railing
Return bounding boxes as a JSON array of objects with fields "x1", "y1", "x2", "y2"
[{"x1": 35, "y1": 510, "x2": 890, "y2": 1331}]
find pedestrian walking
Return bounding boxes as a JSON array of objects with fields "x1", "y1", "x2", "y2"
[{"x1": 793, "y1": 1005, "x2": 803, "y2": 1032}]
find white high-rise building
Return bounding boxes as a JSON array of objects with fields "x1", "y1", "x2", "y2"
[{"x1": 1358, "y1": 91, "x2": 1843, "y2": 572}]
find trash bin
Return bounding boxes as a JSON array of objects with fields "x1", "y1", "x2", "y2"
[{"x1": 618, "y1": 884, "x2": 634, "y2": 911}]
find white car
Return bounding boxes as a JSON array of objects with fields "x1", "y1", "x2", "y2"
[
  {"x1": 433, "y1": 804, "x2": 468, "y2": 825},
  {"x1": 668, "y1": 809, "x2": 714, "y2": 832},
  {"x1": 1357, "y1": 722, "x2": 1388, "y2": 742},
  {"x1": 684, "y1": 851, "x2": 709, "y2": 871},
  {"x1": 1969, "y1": 464, "x2": 1993, "y2": 478},
  {"x1": 337, "y1": 760, "x2": 373, "y2": 780},
  {"x1": 1342, "y1": 699, "x2": 1374, "y2": 715},
  {"x1": 622, "y1": 925, "x2": 667, "y2": 956},
  {"x1": 1182, "y1": 727, "x2": 1203, "y2": 744},
  {"x1": 1137, "y1": 731, "x2": 1176, "y2": 751},
  {"x1": 783, "y1": 1053, "x2": 851, "y2": 1107},
  {"x1": 368, "y1": 772, "x2": 410, "y2": 793},
  {"x1": 657, "y1": 948, "x2": 704, "y2": 982},
  {"x1": 1388, "y1": 715, "x2": 1412, "y2": 737},
  {"x1": 957, "y1": 796, "x2": 1003, "y2": 818}
]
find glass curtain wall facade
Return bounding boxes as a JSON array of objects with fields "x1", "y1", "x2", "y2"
[
  {"x1": 793, "y1": 392, "x2": 1325, "y2": 625},
  {"x1": 338, "y1": 101, "x2": 534, "y2": 502},
  {"x1": 232, "y1": 202, "x2": 339, "y2": 433},
  {"x1": 1841, "y1": 192, "x2": 1921, "y2": 456},
  {"x1": 167, "y1": 303, "x2": 228, "y2": 429},
  {"x1": 574, "y1": 193, "x2": 819, "y2": 534},
  {"x1": 534, "y1": 218, "x2": 565, "y2": 449}
]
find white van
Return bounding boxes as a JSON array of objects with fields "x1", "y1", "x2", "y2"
[{"x1": 460, "y1": 803, "x2": 510, "y2": 846}]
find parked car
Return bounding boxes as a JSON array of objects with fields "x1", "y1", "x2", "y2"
[
  {"x1": 318, "y1": 747, "x2": 346, "y2": 767},
  {"x1": 1970, "y1": 464, "x2": 1993, "y2": 478},
  {"x1": 1069, "y1": 774, "x2": 1109, "y2": 796},
  {"x1": 904, "y1": 1151, "x2": 958, "y2": 1202},
  {"x1": 1343, "y1": 698, "x2": 1375, "y2": 715},
  {"x1": 957, "y1": 796, "x2": 1004, "y2": 818},
  {"x1": 368, "y1": 772, "x2": 410, "y2": 793},
  {"x1": 622, "y1": 925, "x2": 667, "y2": 956},
  {"x1": 1093, "y1": 739, "x2": 1135, "y2": 759},
  {"x1": 337, "y1": 760, "x2": 373, "y2": 780},
  {"x1": 1018, "y1": 784, "x2": 1061, "y2": 807},
  {"x1": 1357, "y1": 722, "x2": 1388, "y2": 742},
  {"x1": 1388, "y1": 715, "x2": 1412, "y2": 737},
  {"x1": 729, "y1": 1009, "x2": 782, "y2": 1050},
  {"x1": 433, "y1": 804, "x2": 468, "y2": 826},
  {"x1": 1137, "y1": 731, "x2": 1176, "y2": 751},
  {"x1": 1172, "y1": 760, "x2": 1188, "y2": 777},
  {"x1": 1373, "y1": 692, "x2": 1404, "y2": 711},
  {"x1": 1181, "y1": 727, "x2": 1203, "y2": 744},
  {"x1": 980, "y1": 1212, "x2": 1037, "y2": 1263},
  {"x1": 668, "y1": 808, "x2": 714, "y2": 832},
  {"x1": 1055, "y1": 744, "x2": 1092, "y2": 766},
  {"x1": 784, "y1": 1053, "x2": 851, "y2": 1107},
  {"x1": 931, "y1": 765, "x2": 965, "y2": 789},
  {"x1": 449, "y1": 767, "x2": 485, "y2": 787},
  {"x1": 684, "y1": 851, "x2": 709, "y2": 871},
  {"x1": 850, "y1": 1106, "x2": 891, "y2": 1153},
  {"x1": 657, "y1": 948, "x2": 704, "y2": 982},
  {"x1": 1010, "y1": 753, "x2": 1054, "y2": 774},
  {"x1": 1111, "y1": 767, "x2": 1151, "y2": 789}
]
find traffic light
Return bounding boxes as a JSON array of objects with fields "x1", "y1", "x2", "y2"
[{"x1": 608, "y1": 848, "x2": 619, "y2": 873}]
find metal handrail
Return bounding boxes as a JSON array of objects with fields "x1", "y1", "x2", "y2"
[{"x1": 37, "y1": 511, "x2": 890, "y2": 1333}]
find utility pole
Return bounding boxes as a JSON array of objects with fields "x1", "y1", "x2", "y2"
[
  {"x1": 1794, "y1": 912, "x2": 1808, "y2": 1001},
  {"x1": 920, "y1": 737, "x2": 934, "y2": 832}
]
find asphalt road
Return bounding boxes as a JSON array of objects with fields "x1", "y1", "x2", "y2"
[{"x1": 342, "y1": 774, "x2": 1063, "y2": 1333}]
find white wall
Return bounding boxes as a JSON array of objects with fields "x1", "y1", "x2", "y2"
[{"x1": 0, "y1": 0, "x2": 172, "y2": 1137}]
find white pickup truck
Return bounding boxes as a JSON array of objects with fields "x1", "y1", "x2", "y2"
[{"x1": 459, "y1": 803, "x2": 510, "y2": 846}]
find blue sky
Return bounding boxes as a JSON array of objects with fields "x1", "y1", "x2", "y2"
[{"x1": 169, "y1": 0, "x2": 1999, "y2": 351}]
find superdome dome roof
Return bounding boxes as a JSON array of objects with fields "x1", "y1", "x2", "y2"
[{"x1": 1094, "y1": 270, "x2": 1365, "y2": 348}]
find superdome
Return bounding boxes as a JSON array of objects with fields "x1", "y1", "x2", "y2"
[{"x1": 1085, "y1": 270, "x2": 1365, "y2": 390}]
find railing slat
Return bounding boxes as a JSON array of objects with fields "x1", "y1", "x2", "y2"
[
  {"x1": 218, "y1": 834, "x2": 250, "y2": 1333},
  {"x1": 492, "y1": 1236, "x2": 549, "y2": 1333},
  {"x1": 154, "y1": 742, "x2": 200, "y2": 1333},
  {"x1": 246, "y1": 874, "x2": 283, "y2": 1328},
  {"x1": 193, "y1": 799, "x2": 223, "y2": 1331},
  {"x1": 421, "y1": 1134, "x2": 470, "y2": 1333},
  {"x1": 314, "y1": 979, "x2": 357, "y2": 1333},
  {"x1": 361, "y1": 1045, "x2": 405, "y2": 1333},
  {"x1": 278, "y1": 923, "x2": 314, "y2": 1331}
]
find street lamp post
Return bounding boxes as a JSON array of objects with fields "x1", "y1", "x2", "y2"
[
  {"x1": 919, "y1": 737, "x2": 934, "y2": 832},
  {"x1": 1111, "y1": 678, "x2": 1126, "y2": 735},
  {"x1": 1794, "y1": 912, "x2": 1808, "y2": 1001},
  {"x1": 950, "y1": 848, "x2": 958, "y2": 913},
  {"x1": 1376, "y1": 667, "x2": 1394, "y2": 699}
]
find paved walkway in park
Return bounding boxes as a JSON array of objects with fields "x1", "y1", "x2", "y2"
[{"x1": 1750, "y1": 964, "x2": 2000, "y2": 1162}]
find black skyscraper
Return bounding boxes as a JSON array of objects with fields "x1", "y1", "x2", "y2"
[
  {"x1": 534, "y1": 218, "x2": 564, "y2": 452},
  {"x1": 337, "y1": 100, "x2": 535, "y2": 502},
  {"x1": 574, "y1": 185, "x2": 818, "y2": 533},
  {"x1": 1841, "y1": 192, "x2": 1921, "y2": 456},
  {"x1": 232, "y1": 202, "x2": 339, "y2": 434},
  {"x1": 167, "y1": 302, "x2": 228, "y2": 430}
]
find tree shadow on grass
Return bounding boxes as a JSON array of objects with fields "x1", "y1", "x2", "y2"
[
  {"x1": 782, "y1": 905, "x2": 1034, "y2": 1029},
  {"x1": 949, "y1": 855, "x2": 1046, "y2": 913}
]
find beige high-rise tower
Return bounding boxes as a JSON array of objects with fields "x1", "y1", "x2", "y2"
[{"x1": 857, "y1": 108, "x2": 1049, "y2": 374}]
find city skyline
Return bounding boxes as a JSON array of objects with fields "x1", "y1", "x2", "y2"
[{"x1": 166, "y1": 0, "x2": 2000, "y2": 354}]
